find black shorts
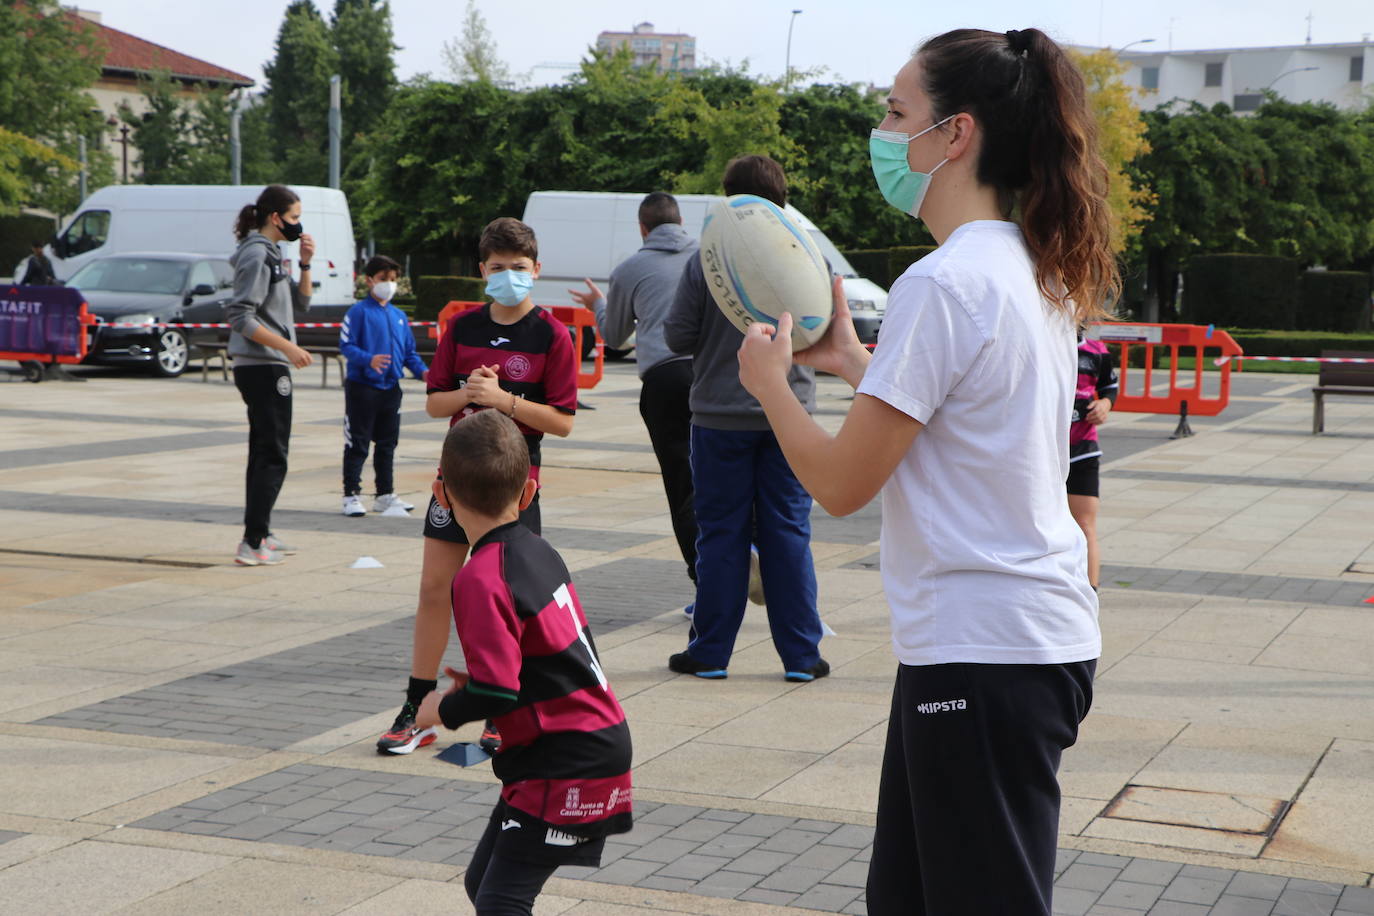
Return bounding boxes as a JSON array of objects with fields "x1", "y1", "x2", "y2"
[
  {"x1": 1066, "y1": 455, "x2": 1100, "y2": 498},
  {"x1": 483, "y1": 799, "x2": 606, "y2": 868}
]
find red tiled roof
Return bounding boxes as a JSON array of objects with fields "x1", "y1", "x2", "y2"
[{"x1": 73, "y1": 13, "x2": 254, "y2": 88}]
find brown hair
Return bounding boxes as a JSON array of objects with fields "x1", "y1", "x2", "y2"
[
  {"x1": 638, "y1": 192, "x2": 682, "y2": 231},
  {"x1": 363, "y1": 254, "x2": 402, "y2": 278},
  {"x1": 438, "y1": 410, "x2": 530, "y2": 518},
  {"x1": 478, "y1": 217, "x2": 538, "y2": 262},
  {"x1": 722, "y1": 155, "x2": 787, "y2": 206},
  {"x1": 917, "y1": 28, "x2": 1118, "y2": 320},
  {"x1": 233, "y1": 184, "x2": 300, "y2": 241}
]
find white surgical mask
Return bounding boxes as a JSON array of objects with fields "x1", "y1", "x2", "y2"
[{"x1": 372, "y1": 280, "x2": 397, "y2": 302}]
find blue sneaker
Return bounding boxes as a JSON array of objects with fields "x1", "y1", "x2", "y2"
[{"x1": 785, "y1": 659, "x2": 831, "y2": 683}]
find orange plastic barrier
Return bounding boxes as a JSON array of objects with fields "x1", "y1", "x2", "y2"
[
  {"x1": 431, "y1": 301, "x2": 604, "y2": 390},
  {"x1": 1086, "y1": 322, "x2": 1243, "y2": 438}
]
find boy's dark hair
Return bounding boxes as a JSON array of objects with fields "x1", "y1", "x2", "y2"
[
  {"x1": 364, "y1": 254, "x2": 402, "y2": 278},
  {"x1": 31, "y1": 240, "x2": 45, "y2": 250},
  {"x1": 479, "y1": 217, "x2": 538, "y2": 263},
  {"x1": 722, "y1": 155, "x2": 787, "y2": 206},
  {"x1": 638, "y1": 192, "x2": 681, "y2": 231},
  {"x1": 439, "y1": 410, "x2": 530, "y2": 518}
]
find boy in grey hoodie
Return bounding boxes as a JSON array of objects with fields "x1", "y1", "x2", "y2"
[
  {"x1": 662, "y1": 157, "x2": 827, "y2": 683},
  {"x1": 227, "y1": 185, "x2": 315, "y2": 566},
  {"x1": 569, "y1": 192, "x2": 699, "y2": 583}
]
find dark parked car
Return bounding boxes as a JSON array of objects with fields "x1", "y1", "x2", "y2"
[{"x1": 71, "y1": 252, "x2": 234, "y2": 377}]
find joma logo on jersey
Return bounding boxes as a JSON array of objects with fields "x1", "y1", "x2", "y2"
[{"x1": 916, "y1": 699, "x2": 968, "y2": 714}]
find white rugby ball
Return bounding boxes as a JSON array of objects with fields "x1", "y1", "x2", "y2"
[{"x1": 700, "y1": 194, "x2": 833, "y2": 350}]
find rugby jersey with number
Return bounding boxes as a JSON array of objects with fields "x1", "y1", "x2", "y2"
[{"x1": 440, "y1": 521, "x2": 633, "y2": 837}]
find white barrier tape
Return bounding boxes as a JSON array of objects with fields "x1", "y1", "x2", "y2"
[
  {"x1": 98, "y1": 320, "x2": 439, "y2": 329},
  {"x1": 1213, "y1": 355, "x2": 1374, "y2": 366}
]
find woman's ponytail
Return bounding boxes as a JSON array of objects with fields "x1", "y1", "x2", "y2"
[
  {"x1": 233, "y1": 204, "x2": 258, "y2": 242},
  {"x1": 918, "y1": 28, "x2": 1120, "y2": 322}
]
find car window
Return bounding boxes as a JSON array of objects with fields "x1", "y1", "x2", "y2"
[
  {"x1": 188, "y1": 261, "x2": 216, "y2": 292},
  {"x1": 210, "y1": 260, "x2": 234, "y2": 289},
  {"x1": 63, "y1": 210, "x2": 111, "y2": 255},
  {"x1": 68, "y1": 258, "x2": 189, "y2": 295}
]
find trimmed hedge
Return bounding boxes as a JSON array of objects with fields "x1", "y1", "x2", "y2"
[
  {"x1": 414, "y1": 275, "x2": 487, "y2": 321},
  {"x1": 841, "y1": 249, "x2": 891, "y2": 288},
  {"x1": 1183, "y1": 254, "x2": 1299, "y2": 330},
  {"x1": 887, "y1": 246, "x2": 938, "y2": 287},
  {"x1": 1297, "y1": 271, "x2": 1372, "y2": 333},
  {"x1": 0, "y1": 214, "x2": 58, "y2": 279},
  {"x1": 1227, "y1": 328, "x2": 1374, "y2": 358}
]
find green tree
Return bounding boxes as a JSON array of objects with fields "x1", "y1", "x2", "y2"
[
  {"x1": 0, "y1": 128, "x2": 79, "y2": 216},
  {"x1": 441, "y1": 0, "x2": 512, "y2": 84},
  {"x1": 0, "y1": 2, "x2": 112, "y2": 212},
  {"x1": 1070, "y1": 49, "x2": 1154, "y2": 256},
  {"x1": 331, "y1": 0, "x2": 397, "y2": 135},
  {"x1": 120, "y1": 71, "x2": 193, "y2": 183},
  {"x1": 262, "y1": 0, "x2": 338, "y2": 185}
]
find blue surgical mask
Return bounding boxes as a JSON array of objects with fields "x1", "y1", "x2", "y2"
[
  {"x1": 485, "y1": 269, "x2": 534, "y2": 307},
  {"x1": 869, "y1": 115, "x2": 955, "y2": 219}
]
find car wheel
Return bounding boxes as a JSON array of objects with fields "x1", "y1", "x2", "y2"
[{"x1": 152, "y1": 328, "x2": 189, "y2": 377}]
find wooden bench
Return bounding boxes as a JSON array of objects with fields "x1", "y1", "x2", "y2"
[
  {"x1": 196, "y1": 343, "x2": 345, "y2": 388},
  {"x1": 1312, "y1": 350, "x2": 1374, "y2": 434}
]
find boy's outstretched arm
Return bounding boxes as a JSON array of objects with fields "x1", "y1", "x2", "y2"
[{"x1": 415, "y1": 666, "x2": 518, "y2": 730}]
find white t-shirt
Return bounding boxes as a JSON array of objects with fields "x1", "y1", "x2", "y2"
[{"x1": 856, "y1": 220, "x2": 1100, "y2": 666}]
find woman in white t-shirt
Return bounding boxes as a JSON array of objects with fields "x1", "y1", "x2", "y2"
[{"x1": 738, "y1": 27, "x2": 1115, "y2": 916}]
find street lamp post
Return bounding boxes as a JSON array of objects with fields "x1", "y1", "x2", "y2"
[
  {"x1": 784, "y1": 9, "x2": 802, "y2": 91},
  {"x1": 117, "y1": 124, "x2": 130, "y2": 183},
  {"x1": 1265, "y1": 66, "x2": 1318, "y2": 90},
  {"x1": 1118, "y1": 38, "x2": 1157, "y2": 54}
]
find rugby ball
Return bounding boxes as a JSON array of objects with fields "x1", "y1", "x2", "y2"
[{"x1": 700, "y1": 195, "x2": 833, "y2": 350}]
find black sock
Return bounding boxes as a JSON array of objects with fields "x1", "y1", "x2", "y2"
[{"x1": 406, "y1": 676, "x2": 437, "y2": 709}]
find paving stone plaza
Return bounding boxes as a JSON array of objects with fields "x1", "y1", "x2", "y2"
[{"x1": 1, "y1": 361, "x2": 1371, "y2": 914}]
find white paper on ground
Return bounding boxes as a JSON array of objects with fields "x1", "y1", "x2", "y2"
[
  {"x1": 380, "y1": 504, "x2": 412, "y2": 517},
  {"x1": 821, "y1": 620, "x2": 837, "y2": 637},
  {"x1": 349, "y1": 556, "x2": 384, "y2": 569}
]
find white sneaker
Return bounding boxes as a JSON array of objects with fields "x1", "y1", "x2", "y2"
[
  {"x1": 235, "y1": 540, "x2": 285, "y2": 566},
  {"x1": 373, "y1": 493, "x2": 413, "y2": 513},
  {"x1": 342, "y1": 495, "x2": 366, "y2": 517}
]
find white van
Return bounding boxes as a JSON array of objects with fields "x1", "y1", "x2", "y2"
[
  {"x1": 48, "y1": 184, "x2": 356, "y2": 306},
  {"x1": 521, "y1": 191, "x2": 888, "y2": 343}
]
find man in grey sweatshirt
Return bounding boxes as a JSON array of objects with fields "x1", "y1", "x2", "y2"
[
  {"x1": 571, "y1": 193, "x2": 700, "y2": 583},
  {"x1": 661, "y1": 156, "x2": 827, "y2": 683}
]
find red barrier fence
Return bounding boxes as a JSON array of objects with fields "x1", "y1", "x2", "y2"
[
  {"x1": 1087, "y1": 322, "x2": 1244, "y2": 438},
  {"x1": 431, "y1": 301, "x2": 604, "y2": 390}
]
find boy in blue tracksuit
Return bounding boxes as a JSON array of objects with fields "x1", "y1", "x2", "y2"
[{"x1": 340, "y1": 255, "x2": 428, "y2": 516}]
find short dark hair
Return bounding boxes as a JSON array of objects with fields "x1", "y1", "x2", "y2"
[
  {"x1": 722, "y1": 155, "x2": 787, "y2": 206},
  {"x1": 364, "y1": 254, "x2": 402, "y2": 278},
  {"x1": 31, "y1": 240, "x2": 45, "y2": 249},
  {"x1": 478, "y1": 217, "x2": 538, "y2": 262},
  {"x1": 439, "y1": 410, "x2": 530, "y2": 518},
  {"x1": 638, "y1": 192, "x2": 681, "y2": 231}
]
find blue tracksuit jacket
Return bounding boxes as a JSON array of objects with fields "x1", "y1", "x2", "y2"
[{"x1": 340, "y1": 295, "x2": 428, "y2": 389}]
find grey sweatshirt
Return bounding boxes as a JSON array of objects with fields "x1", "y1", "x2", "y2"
[
  {"x1": 227, "y1": 232, "x2": 309, "y2": 366},
  {"x1": 592, "y1": 223, "x2": 697, "y2": 378},
  {"x1": 663, "y1": 256, "x2": 815, "y2": 431}
]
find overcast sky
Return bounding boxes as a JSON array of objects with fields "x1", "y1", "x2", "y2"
[{"x1": 88, "y1": 0, "x2": 1372, "y2": 91}]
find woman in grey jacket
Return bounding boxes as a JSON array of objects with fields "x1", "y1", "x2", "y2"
[{"x1": 227, "y1": 184, "x2": 315, "y2": 566}]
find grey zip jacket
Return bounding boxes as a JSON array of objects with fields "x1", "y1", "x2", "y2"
[
  {"x1": 663, "y1": 255, "x2": 815, "y2": 431},
  {"x1": 227, "y1": 232, "x2": 308, "y2": 366},
  {"x1": 590, "y1": 223, "x2": 697, "y2": 379}
]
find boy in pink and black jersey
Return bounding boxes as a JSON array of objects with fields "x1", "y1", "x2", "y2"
[
  {"x1": 417, "y1": 410, "x2": 632, "y2": 912},
  {"x1": 1068, "y1": 333, "x2": 1118, "y2": 589}
]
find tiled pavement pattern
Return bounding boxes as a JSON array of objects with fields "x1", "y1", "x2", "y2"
[
  {"x1": 1110, "y1": 469, "x2": 1374, "y2": 495},
  {"x1": 840, "y1": 553, "x2": 1374, "y2": 606},
  {"x1": 36, "y1": 558, "x2": 693, "y2": 748},
  {"x1": 129, "y1": 764, "x2": 1374, "y2": 916}
]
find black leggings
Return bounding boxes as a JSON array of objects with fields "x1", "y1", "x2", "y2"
[
  {"x1": 867, "y1": 660, "x2": 1095, "y2": 916},
  {"x1": 234, "y1": 364, "x2": 292, "y2": 547},
  {"x1": 464, "y1": 814, "x2": 558, "y2": 916}
]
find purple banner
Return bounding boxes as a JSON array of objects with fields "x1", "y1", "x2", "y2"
[{"x1": 0, "y1": 285, "x2": 86, "y2": 357}]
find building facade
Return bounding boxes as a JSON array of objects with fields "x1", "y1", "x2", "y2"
[
  {"x1": 1119, "y1": 40, "x2": 1373, "y2": 113},
  {"x1": 596, "y1": 22, "x2": 696, "y2": 73},
  {"x1": 72, "y1": 10, "x2": 254, "y2": 179}
]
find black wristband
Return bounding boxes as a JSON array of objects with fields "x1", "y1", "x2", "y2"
[{"x1": 298, "y1": 263, "x2": 311, "y2": 271}]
